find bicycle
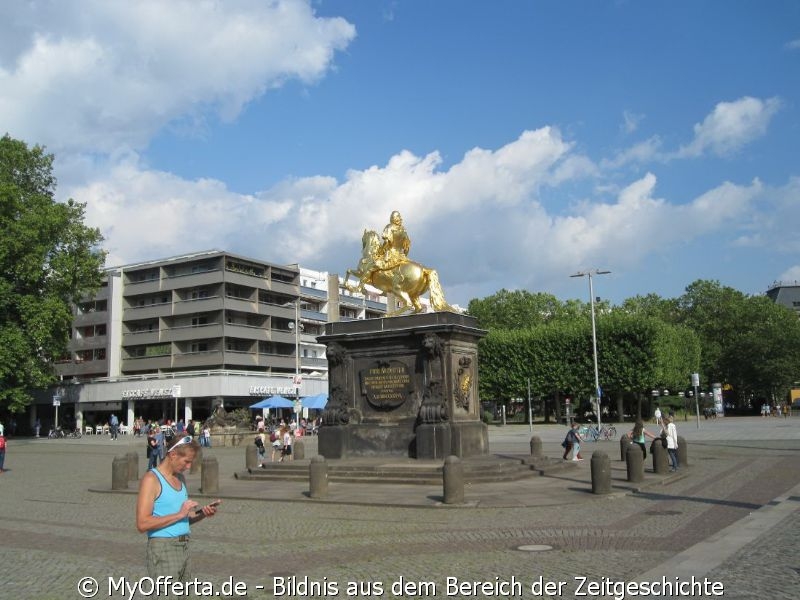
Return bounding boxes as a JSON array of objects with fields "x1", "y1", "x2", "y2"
[
  {"x1": 47, "y1": 427, "x2": 82, "y2": 439},
  {"x1": 579, "y1": 424, "x2": 617, "y2": 441}
]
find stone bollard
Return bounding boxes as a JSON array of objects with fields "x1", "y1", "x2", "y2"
[
  {"x1": 651, "y1": 440, "x2": 669, "y2": 474},
  {"x1": 529, "y1": 436, "x2": 543, "y2": 458},
  {"x1": 309, "y1": 455, "x2": 328, "y2": 499},
  {"x1": 112, "y1": 455, "x2": 128, "y2": 490},
  {"x1": 126, "y1": 451, "x2": 139, "y2": 482},
  {"x1": 294, "y1": 439, "x2": 305, "y2": 461},
  {"x1": 245, "y1": 444, "x2": 258, "y2": 470},
  {"x1": 625, "y1": 444, "x2": 644, "y2": 483},
  {"x1": 590, "y1": 451, "x2": 611, "y2": 494},
  {"x1": 190, "y1": 447, "x2": 202, "y2": 475},
  {"x1": 201, "y1": 455, "x2": 219, "y2": 494},
  {"x1": 443, "y1": 455, "x2": 465, "y2": 505},
  {"x1": 619, "y1": 433, "x2": 632, "y2": 461},
  {"x1": 677, "y1": 435, "x2": 688, "y2": 468}
]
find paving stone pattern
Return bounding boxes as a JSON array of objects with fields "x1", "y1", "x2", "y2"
[{"x1": 0, "y1": 417, "x2": 798, "y2": 599}]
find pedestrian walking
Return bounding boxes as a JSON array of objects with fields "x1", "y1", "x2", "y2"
[
  {"x1": 662, "y1": 416, "x2": 679, "y2": 471},
  {"x1": 110, "y1": 413, "x2": 119, "y2": 440},
  {"x1": 34, "y1": 418, "x2": 41, "y2": 438},
  {"x1": 562, "y1": 422, "x2": 583, "y2": 461},
  {"x1": 0, "y1": 433, "x2": 6, "y2": 473}
]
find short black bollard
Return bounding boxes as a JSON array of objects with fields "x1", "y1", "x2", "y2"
[
  {"x1": 309, "y1": 455, "x2": 328, "y2": 499},
  {"x1": 126, "y1": 451, "x2": 139, "y2": 481},
  {"x1": 190, "y1": 447, "x2": 202, "y2": 475},
  {"x1": 201, "y1": 455, "x2": 219, "y2": 494},
  {"x1": 294, "y1": 439, "x2": 305, "y2": 461},
  {"x1": 443, "y1": 455, "x2": 465, "y2": 504},
  {"x1": 529, "y1": 436, "x2": 543, "y2": 458},
  {"x1": 591, "y1": 451, "x2": 611, "y2": 494},
  {"x1": 625, "y1": 444, "x2": 644, "y2": 483},
  {"x1": 677, "y1": 435, "x2": 688, "y2": 468},
  {"x1": 620, "y1": 433, "x2": 632, "y2": 461},
  {"x1": 112, "y1": 455, "x2": 128, "y2": 490},
  {"x1": 245, "y1": 444, "x2": 258, "y2": 470},
  {"x1": 651, "y1": 440, "x2": 669, "y2": 474}
]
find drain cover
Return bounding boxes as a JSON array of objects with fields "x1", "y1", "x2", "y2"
[
  {"x1": 516, "y1": 544, "x2": 553, "y2": 552},
  {"x1": 644, "y1": 509, "x2": 682, "y2": 515}
]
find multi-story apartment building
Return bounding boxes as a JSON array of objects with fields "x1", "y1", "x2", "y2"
[
  {"x1": 766, "y1": 281, "x2": 800, "y2": 318},
  {"x1": 23, "y1": 249, "x2": 443, "y2": 433}
]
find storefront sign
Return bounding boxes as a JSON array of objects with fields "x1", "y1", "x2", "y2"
[
  {"x1": 121, "y1": 386, "x2": 180, "y2": 400},
  {"x1": 249, "y1": 386, "x2": 294, "y2": 396}
]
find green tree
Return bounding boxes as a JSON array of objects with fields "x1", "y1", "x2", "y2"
[
  {"x1": 467, "y1": 288, "x2": 589, "y2": 329},
  {"x1": 0, "y1": 135, "x2": 106, "y2": 412}
]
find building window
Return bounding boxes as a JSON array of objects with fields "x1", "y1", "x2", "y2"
[
  {"x1": 192, "y1": 316, "x2": 208, "y2": 327},
  {"x1": 190, "y1": 342, "x2": 208, "y2": 353}
]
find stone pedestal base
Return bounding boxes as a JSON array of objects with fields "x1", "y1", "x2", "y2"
[
  {"x1": 318, "y1": 312, "x2": 489, "y2": 460},
  {"x1": 319, "y1": 420, "x2": 417, "y2": 459},
  {"x1": 415, "y1": 423, "x2": 452, "y2": 460}
]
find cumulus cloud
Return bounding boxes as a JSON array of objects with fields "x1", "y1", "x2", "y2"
[
  {"x1": 601, "y1": 136, "x2": 663, "y2": 169},
  {"x1": 785, "y1": 39, "x2": 800, "y2": 50},
  {"x1": 0, "y1": 0, "x2": 356, "y2": 153},
  {"x1": 677, "y1": 96, "x2": 782, "y2": 158},
  {"x1": 778, "y1": 266, "x2": 800, "y2": 283},
  {"x1": 64, "y1": 127, "x2": 773, "y2": 305}
]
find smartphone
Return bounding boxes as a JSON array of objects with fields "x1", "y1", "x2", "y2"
[{"x1": 194, "y1": 500, "x2": 221, "y2": 516}]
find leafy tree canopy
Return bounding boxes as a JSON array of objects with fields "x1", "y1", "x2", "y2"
[{"x1": 0, "y1": 134, "x2": 106, "y2": 412}]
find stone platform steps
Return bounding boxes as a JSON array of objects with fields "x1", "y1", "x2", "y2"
[{"x1": 234, "y1": 454, "x2": 573, "y2": 485}]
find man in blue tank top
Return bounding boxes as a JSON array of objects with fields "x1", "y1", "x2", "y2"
[{"x1": 136, "y1": 435, "x2": 220, "y2": 580}]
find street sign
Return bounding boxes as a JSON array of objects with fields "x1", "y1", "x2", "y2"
[
  {"x1": 691, "y1": 373, "x2": 700, "y2": 387},
  {"x1": 52, "y1": 395, "x2": 61, "y2": 407}
]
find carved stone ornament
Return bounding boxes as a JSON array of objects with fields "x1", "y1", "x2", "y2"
[
  {"x1": 322, "y1": 384, "x2": 350, "y2": 426},
  {"x1": 454, "y1": 356, "x2": 472, "y2": 411}
]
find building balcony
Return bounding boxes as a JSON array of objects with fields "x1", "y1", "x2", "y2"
[
  {"x1": 162, "y1": 270, "x2": 222, "y2": 290},
  {"x1": 223, "y1": 323, "x2": 269, "y2": 341},
  {"x1": 171, "y1": 296, "x2": 225, "y2": 316},
  {"x1": 68, "y1": 335, "x2": 108, "y2": 351},
  {"x1": 222, "y1": 350, "x2": 259, "y2": 368},
  {"x1": 268, "y1": 280, "x2": 298, "y2": 297},
  {"x1": 123, "y1": 303, "x2": 172, "y2": 321},
  {"x1": 224, "y1": 296, "x2": 258, "y2": 313},
  {"x1": 259, "y1": 354, "x2": 296, "y2": 371},
  {"x1": 73, "y1": 311, "x2": 109, "y2": 327},
  {"x1": 121, "y1": 355, "x2": 172, "y2": 373},
  {"x1": 122, "y1": 330, "x2": 161, "y2": 345},
  {"x1": 123, "y1": 279, "x2": 162, "y2": 295},
  {"x1": 170, "y1": 350, "x2": 224, "y2": 370},
  {"x1": 160, "y1": 324, "x2": 224, "y2": 343}
]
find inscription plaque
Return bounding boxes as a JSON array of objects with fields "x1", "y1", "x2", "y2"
[{"x1": 360, "y1": 360, "x2": 414, "y2": 409}]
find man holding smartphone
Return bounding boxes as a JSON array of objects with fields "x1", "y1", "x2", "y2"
[{"x1": 136, "y1": 435, "x2": 220, "y2": 580}]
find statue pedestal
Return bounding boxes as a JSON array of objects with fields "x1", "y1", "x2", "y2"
[{"x1": 318, "y1": 312, "x2": 488, "y2": 460}]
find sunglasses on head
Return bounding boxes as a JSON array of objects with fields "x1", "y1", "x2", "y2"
[{"x1": 167, "y1": 435, "x2": 193, "y2": 452}]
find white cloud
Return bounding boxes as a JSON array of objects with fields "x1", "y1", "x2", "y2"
[
  {"x1": 677, "y1": 96, "x2": 781, "y2": 158},
  {"x1": 778, "y1": 266, "x2": 800, "y2": 283},
  {"x1": 621, "y1": 110, "x2": 644, "y2": 134},
  {"x1": 785, "y1": 39, "x2": 800, "y2": 50},
  {"x1": 601, "y1": 136, "x2": 663, "y2": 169},
  {"x1": 66, "y1": 129, "x2": 773, "y2": 306},
  {"x1": 0, "y1": 0, "x2": 355, "y2": 153}
]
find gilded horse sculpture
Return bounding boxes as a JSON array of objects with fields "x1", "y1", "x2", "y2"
[{"x1": 344, "y1": 211, "x2": 455, "y2": 316}]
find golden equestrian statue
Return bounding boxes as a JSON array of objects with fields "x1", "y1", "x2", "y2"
[{"x1": 344, "y1": 210, "x2": 455, "y2": 316}]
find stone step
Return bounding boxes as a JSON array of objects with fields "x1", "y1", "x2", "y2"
[{"x1": 232, "y1": 455, "x2": 560, "y2": 485}]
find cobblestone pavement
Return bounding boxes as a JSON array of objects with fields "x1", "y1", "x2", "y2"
[{"x1": 0, "y1": 417, "x2": 798, "y2": 599}]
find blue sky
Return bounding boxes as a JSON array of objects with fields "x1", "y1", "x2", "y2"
[{"x1": 1, "y1": 0, "x2": 798, "y2": 307}]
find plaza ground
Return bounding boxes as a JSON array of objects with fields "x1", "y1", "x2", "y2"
[{"x1": 0, "y1": 416, "x2": 798, "y2": 599}]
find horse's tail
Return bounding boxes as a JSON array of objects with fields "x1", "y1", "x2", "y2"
[{"x1": 425, "y1": 268, "x2": 456, "y2": 313}]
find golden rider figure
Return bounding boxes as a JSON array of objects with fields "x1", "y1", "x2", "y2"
[{"x1": 375, "y1": 210, "x2": 411, "y2": 270}]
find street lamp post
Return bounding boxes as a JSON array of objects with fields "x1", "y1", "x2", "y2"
[
  {"x1": 287, "y1": 300, "x2": 303, "y2": 428},
  {"x1": 571, "y1": 269, "x2": 611, "y2": 431}
]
